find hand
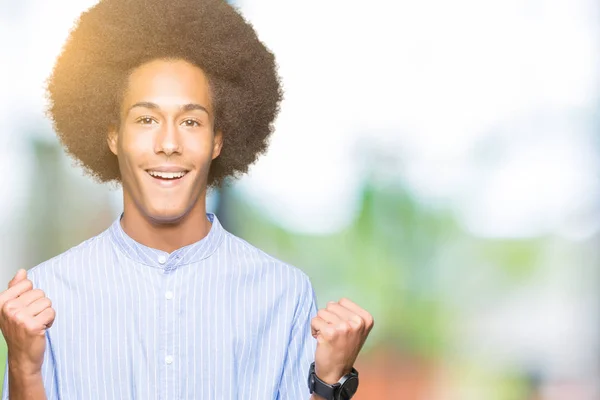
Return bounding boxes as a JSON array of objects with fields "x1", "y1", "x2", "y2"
[
  {"x1": 311, "y1": 298, "x2": 374, "y2": 384},
  {"x1": 0, "y1": 269, "x2": 55, "y2": 376}
]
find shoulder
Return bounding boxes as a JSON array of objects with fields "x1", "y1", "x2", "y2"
[
  {"x1": 221, "y1": 230, "x2": 317, "y2": 324},
  {"x1": 26, "y1": 227, "x2": 111, "y2": 286},
  {"x1": 221, "y1": 229, "x2": 314, "y2": 294}
]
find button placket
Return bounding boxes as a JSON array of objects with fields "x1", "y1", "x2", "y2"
[{"x1": 161, "y1": 266, "x2": 178, "y2": 399}]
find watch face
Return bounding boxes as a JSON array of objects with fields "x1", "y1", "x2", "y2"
[{"x1": 338, "y1": 376, "x2": 359, "y2": 400}]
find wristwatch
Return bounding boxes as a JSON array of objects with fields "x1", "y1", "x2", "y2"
[{"x1": 307, "y1": 362, "x2": 359, "y2": 400}]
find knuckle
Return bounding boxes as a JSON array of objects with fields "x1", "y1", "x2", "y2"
[
  {"x1": 336, "y1": 321, "x2": 352, "y2": 333},
  {"x1": 366, "y1": 315, "x2": 374, "y2": 328},
  {"x1": 323, "y1": 327, "x2": 336, "y2": 338},
  {"x1": 24, "y1": 320, "x2": 39, "y2": 333},
  {"x1": 35, "y1": 298, "x2": 51, "y2": 311},
  {"x1": 2, "y1": 300, "x2": 17, "y2": 316},
  {"x1": 352, "y1": 316, "x2": 365, "y2": 328},
  {"x1": 13, "y1": 310, "x2": 27, "y2": 325},
  {"x1": 317, "y1": 309, "x2": 328, "y2": 319}
]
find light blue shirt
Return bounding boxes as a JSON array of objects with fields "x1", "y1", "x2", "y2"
[{"x1": 2, "y1": 213, "x2": 318, "y2": 399}]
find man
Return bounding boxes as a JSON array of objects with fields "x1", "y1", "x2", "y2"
[{"x1": 0, "y1": 0, "x2": 373, "y2": 399}]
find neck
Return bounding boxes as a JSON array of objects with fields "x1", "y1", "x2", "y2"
[{"x1": 120, "y1": 193, "x2": 212, "y2": 253}]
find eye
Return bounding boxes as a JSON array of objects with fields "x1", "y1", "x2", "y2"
[
  {"x1": 182, "y1": 119, "x2": 201, "y2": 127},
  {"x1": 136, "y1": 116, "x2": 157, "y2": 125}
]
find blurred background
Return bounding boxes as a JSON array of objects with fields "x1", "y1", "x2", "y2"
[{"x1": 1, "y1": 0, "x2": 600, "y2": 398}]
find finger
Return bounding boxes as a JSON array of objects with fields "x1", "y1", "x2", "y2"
[
  {"x1": 25, "y1": 297, "x2": 52, "y2": 317},
  {"x1": 8, "y1": 269, "x2": 27, "y2": 289},
  {"x1": 311, "y1": 316, "x2": 330, "y2": 338},
  {"x1": 326, "y1": 302, "x2": 356, "y2": 321},
  {"x1": 0, "y1": 280, "x2": 34, "y2": 305},
  {"x1": 339, "y1": 298, "x2": 374, "y2": 327},
  {"x1": 33, "y1": 307, "x2": 55, "y2": 330},
  {"x1": 15, "y1": 289, "x2": 45, "y2": 307},
  {"x1": 316, "y1": 308, "x2": 343, "y2": 325},
  {"x1": 327, "y1": 302, "x2": 364, "y2": 329}
]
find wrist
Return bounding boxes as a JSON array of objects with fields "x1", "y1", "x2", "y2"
[{"x1": 8, "y1": 355, "x2": 42, "y2": 378}]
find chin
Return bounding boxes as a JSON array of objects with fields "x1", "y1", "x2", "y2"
[{"x1": 144, "y1": 205, "x2": 190, "y2": 225}]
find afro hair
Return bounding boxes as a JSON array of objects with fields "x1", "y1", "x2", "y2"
[{"x1": 46, "y1": 0, "x2": 282, "y2": 187}]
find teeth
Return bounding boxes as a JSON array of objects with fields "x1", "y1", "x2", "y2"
[{"x1": 148, "y1": 170, "x2": 187, "y2": 179}]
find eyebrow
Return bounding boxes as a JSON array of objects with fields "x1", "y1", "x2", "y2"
[{"x1": 127, "y1": 102, "x2": 209, "y2": 115}]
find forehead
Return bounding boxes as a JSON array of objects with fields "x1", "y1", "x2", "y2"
[{"x1": 122, "y1": 58, "x2": 212, "y2": 111}]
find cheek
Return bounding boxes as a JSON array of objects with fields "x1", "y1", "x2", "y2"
[
  {"x1": 118, "y1": 132, "x2": 151, "y2": 166},
  {"x1": 188, "y1": 135, "x2": 216, "y2": 159},
  {"x1": 121, "y1": 129, "x2": 150, "y2": 149}
]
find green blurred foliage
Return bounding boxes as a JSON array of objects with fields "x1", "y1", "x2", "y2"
[
  {"x1": 0, "y1": 336, "x2": 5, "y2": 386},
  {"x1": 228, "y1": 181, "x2": 545, "y2": 364}
]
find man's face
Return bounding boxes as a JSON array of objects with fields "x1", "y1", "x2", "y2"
[{"x1": 108, "y1": 58, "x2": 222, "y2": 223}]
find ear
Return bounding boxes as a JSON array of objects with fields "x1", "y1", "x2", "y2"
[
  {"x1": 212, "y1": 130, "x2": 223, "y2": 160},
  {"x1": 107, "y1": 128, "x2": 118, "y2": 156}
]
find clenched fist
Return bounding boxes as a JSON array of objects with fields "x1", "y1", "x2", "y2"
[
  {"x1": 0, "y1": 269, "x2": 55, "y2": 376},
  {"x1": 311, "y1": 298, "x2": 374, "y2": 384}
]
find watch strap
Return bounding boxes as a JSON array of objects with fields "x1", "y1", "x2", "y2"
[
  {"x1": 308, "y1": 362, "x2": 358, "y2": 400},
  {"x1": 308, "y1": 362, "x2": 339, "y2": 399}
]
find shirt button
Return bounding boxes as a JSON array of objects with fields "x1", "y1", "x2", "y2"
[
  {"x1": 165, "y1": 291, "x2": 174, "y2": 300},
  {"x1": 165, "y1": 355, "x2": 174, "y2": 365},
  {"x1": 158, "y1": 255, "x2": 167, "y2": 264}
]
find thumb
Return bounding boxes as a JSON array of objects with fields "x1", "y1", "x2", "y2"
[{"x1": 8, "y1": 269, "x2": 27, "y2": 288}]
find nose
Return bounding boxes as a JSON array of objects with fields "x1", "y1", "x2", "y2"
[{"x1": 155, "y1": 121, "x2": 182, "y2": 156}]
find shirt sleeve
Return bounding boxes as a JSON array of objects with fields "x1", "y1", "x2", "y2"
[{"x1": 277, "y1": 274, "x2": 318, "y2": 400}]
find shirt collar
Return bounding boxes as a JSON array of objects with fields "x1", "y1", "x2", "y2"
[{"x1": 109, "y1": 212, "x2": 225, "y2": 270}]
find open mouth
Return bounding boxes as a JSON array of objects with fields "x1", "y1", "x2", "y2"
[{"x1": 146, "y1": 170, "x2": 189, "y2": 181}]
